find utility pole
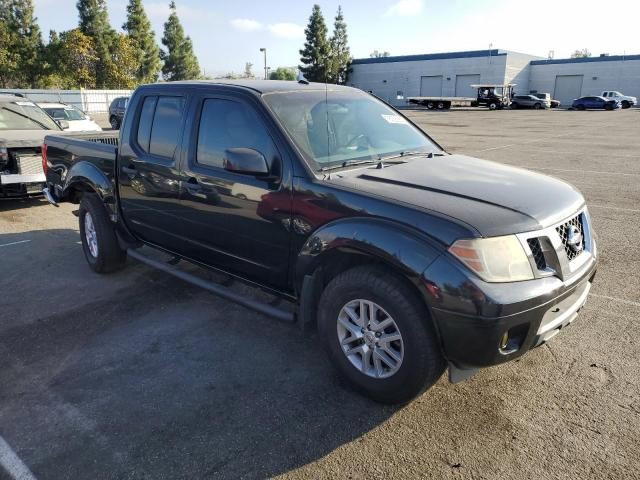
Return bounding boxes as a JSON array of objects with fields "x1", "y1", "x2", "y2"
[{"x1": 260, "y1": 48, "x2": 267, "y2": 79}]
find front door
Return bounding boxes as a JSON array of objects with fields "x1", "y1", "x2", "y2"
[
  {"x1": 118, "y1": 93, "x2": 187, "y2": 252},
  {"x1": 176, "y1": 92, "x2": 292, "y2": 289}
]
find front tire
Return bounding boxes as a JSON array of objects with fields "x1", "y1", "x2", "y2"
[
  {"x1": 79, "y1": 194, "x2": 126, "y2": 273},
  {"x1": 488, "y1": 102, "x2": 498, "y2": 110},
  {"x1": 621, "y1": 100, "x2": 630, "y2": 109},
  {"x1": 318, "y1": 266, "x2": 445, "y2": 404},
  {"x1": 109, "y1": 116, "x2": 120, "y2": 130},
  {"x1": 533, "y1": 102, "x2": 542, "y2": 109}
]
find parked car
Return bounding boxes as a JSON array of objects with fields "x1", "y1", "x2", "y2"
[
  {"x1": 601, "y1": 91, "x2": 636, "y2": 109},
  {"x1": 108, "y1": 96, "x2": 129, "y2": 129},
  {"x1": 38, "y1": 102, "x2": 102, "y2": 132},
  {"x1": 510, "y1": 95, "x2": 549, "y2": 109},
  {"x1": 43, "y1": 81, "x2": 597, "y2": 404},
  {"x1": 532, "y1": 93, "x2": 560, "y2": 108},
  {"x1": 0, "y1": 94, "x2": 64, "y2": 198},
  {"x1": 572, "y1": 96, "x2": 619, "y2": 110}
]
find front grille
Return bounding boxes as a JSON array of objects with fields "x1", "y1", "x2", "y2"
[
  {"x1": 17, "y1": 154, "x2": 44, "y2": 175},
  {"x1": 556, "y1": 214, "x2": 585, "y2": 262},
  {"x1": 527, "y1": 238, "x2": 546, "y2": 270}
]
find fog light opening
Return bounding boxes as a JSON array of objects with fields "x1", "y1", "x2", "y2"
[
  {"x1": 499, "y1": 324, "x2": 529, "y2": 355},
  {"x1": 499, "y1": 332, "x2": 509, "y2": 350}
]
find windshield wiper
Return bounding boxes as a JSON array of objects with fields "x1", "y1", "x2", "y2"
[
  {"x1": 379, "y1": 150, "x2": 445, "y2": 161},
  {"x1": 1, "y1": 107, "x2": 54, "y2": 130},
  {"x1": 320, "y1": 158, "x2": 380, "y2": 172}
]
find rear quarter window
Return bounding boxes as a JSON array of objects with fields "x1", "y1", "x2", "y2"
[{"x1": 149, "y1": 96, "x2": 185, "y2": 159}]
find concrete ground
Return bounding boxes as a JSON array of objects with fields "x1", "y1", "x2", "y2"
[{"x1": 1, "y1": 108, "x2": 639, "y2": 479}]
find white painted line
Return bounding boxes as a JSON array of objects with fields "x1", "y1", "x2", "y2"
[
  {"x1": 477, "y1": 143, "x2": 516, "y2": 152},
  {"x1": 0, "y1": 436, "x2": 37, "y2": 480},
  {"x1": 0, "y1": 240, "x2": 31, "y2": 248},
  {"x1": 518, "y1": 166, "x2": 640, "y2": 177},
  {"x1": 590, "y1": 293, "x2": 640, "y2": 308},
  {"x1": 589, "y1": 204, "x2": 640, "y2": 213}
]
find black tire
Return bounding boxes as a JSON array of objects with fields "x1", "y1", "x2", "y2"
[
  {"x1": 488, "y1": 102, "x2": 498, "y2": 110},
  {"x1": 318, "y1": 265, "x2": 445, "y2": 404},
  {"x1": 426, "y1": 101, "x2": 435, "y2": 110},
  {"x1": 621, "y1": 100, "x2": 630, "y2": 109},
  {"x1": 604, "y1": 104, "x2": 613, "y2": 111},
  {"x1": 533, "y1": 102, "x2": 542, "y2": 110},
  {"x1": 511, "y1": 102, "x2": 518, "y2": 109},
  {"x1": 577, "y1": 105, "x2": 585, "y2": 111},
  {"x1": 109, "y1": 116, "x2": 120, "y2": 130},
  {"x1": 79, "y1": 194, "x2": 126, "y2": 273},
  {"x1": 436, "y1": 102, "x2": 445, "y2": 110}
]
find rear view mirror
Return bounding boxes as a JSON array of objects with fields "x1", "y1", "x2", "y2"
[{"x1": 223, "y1": 148, "x2": 269, "y2": 176}]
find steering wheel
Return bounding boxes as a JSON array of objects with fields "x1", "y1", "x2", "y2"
[{"x1": 345, "y1": 133, "x2": 370, "y2": 150}]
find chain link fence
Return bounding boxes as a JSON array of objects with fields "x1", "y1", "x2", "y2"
[{"x1": 0, "y1": 88, "x2": 133, "y2": 113}]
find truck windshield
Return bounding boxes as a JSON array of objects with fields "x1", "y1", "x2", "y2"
[
  {"x1": 262, "y1": 89, "x2": 440, "y2": 171},
  {"x1": 44, "y1": 106, "x2": 87, "y2": 121},
  {"x1": 0, "y1": 101, "x2": 60, "y2": 130}
]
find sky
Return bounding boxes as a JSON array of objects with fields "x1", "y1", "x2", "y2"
[{"x1": 33, "y1": 0, "x2": 640, "y2": 77}]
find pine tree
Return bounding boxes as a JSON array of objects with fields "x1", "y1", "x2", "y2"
[
  {"x1": 123, "y1": 0, "x2": 161, "y2": 84},
  {"x1": 328, "y1": 6, "x2": 350, "y2": 84},
  {"x1": 77, "y1": 0, "x2": 116, "y2": 87},
  {"x1": 299, "y1": 4, "x2": 330, "y2": 82},
  {"x1": 161, "y1": 1, "x2": 201, "y2": 81},
  {"x1": 0, "y1": 0, "x2": 43, "y2": 87}
]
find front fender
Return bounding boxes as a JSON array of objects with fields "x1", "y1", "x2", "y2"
[{"x1": 295, "y1": 217, "x2": 443, "y2": 291}]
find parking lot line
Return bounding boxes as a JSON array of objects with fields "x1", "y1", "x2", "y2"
[
  {"x1": 588, "y1": 204, "x2": 640, "y2": 213},
  {"x1": 521, "y1": 166, "x2": 640, "y2": 177},
  {"x1": 0, "y1": 436, "x2": 37, "y2": 480},
  {"x1": 0, "y1": 240, "x2": 31, "y2": 248},
  {"x1": 590, "y1": 293, "x2": 640, "y2": 308}
]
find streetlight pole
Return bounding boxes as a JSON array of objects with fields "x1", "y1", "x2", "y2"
[{"x1": 260, "y1": 48, "x2": 267, "y2": 79}]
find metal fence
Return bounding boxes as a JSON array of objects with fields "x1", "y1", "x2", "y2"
[{"x1": 0, "y1": 88, "x2": 133, "y2": 113}]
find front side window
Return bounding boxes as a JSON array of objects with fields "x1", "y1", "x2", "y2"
[
  {"x1": 263, "y1": 89, "x2": 440, "y2": 171},
  {"x1": 196, "y1": 98, "x2": 275, "y2": 169}
]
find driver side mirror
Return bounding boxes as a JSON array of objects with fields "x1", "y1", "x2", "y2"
[
  {"x1": 56, "y1": 119, "x2": 69, "y2": 130},
  {"x1": 223, "y1": 148, "x2": 269, "y2": 176}
]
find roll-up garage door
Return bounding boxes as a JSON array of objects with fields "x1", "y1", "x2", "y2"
[
  {"x1": 420, "y1": 76, "x2": 443, "y2": 96},
  {"x1": 455, "y1": 74, "x2": 480, "y2": 98},
  {"x1": 554, "y1": 75, "x2": 583, "y2": 105}
]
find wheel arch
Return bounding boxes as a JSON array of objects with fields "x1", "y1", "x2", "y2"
[
  {"x1": 295, "y1": 218, "x2": 444, "y2": 329},
  {"x1": 63, "y1": 160, "x2": 116, "y2": 218}
]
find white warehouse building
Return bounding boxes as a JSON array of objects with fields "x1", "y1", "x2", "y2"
[{"x1": 349, "y1": 49, "x2": 640, "y2": 107}]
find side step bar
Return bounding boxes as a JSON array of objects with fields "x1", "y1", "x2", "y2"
[{"x1": 127, "y1": 248, "x2": 295, "y2": 323}]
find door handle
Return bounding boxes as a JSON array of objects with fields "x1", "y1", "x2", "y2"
[{"x1": 121, "y1": 165, "x2": 136, "y2": 176}]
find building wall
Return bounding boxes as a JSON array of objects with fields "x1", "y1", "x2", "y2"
[
  {"x1": 349, "y1": 53, "x2": 508, "y2": 106},
  {"x1": 529, "y1": 57, "x2": 640, "y2": 102},
  {"x1": 503, "y1": 51, "x2": 544, "y2": 94}
]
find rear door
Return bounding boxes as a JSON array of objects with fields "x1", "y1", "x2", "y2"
[
  {"x1": 175, "y1": 90, "x2": 292, "y2": 289},
  {"x1": 118, "y1": 91, "x2": 188, "y2": 252}
]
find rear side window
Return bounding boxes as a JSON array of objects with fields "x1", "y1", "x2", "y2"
[
  {"x1": 149, "y1": 96, "x2": 185, "y2": 158},
  {"x1": 137, "y1": 96, "x2": 157, "y2": 152},
  {"x1": 196, "y1": 98, "x2": 275, "y2": 169}
]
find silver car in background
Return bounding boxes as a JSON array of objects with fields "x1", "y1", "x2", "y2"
[{"x1": 511, "y1": 95, "x2": 550, "y2": 109}]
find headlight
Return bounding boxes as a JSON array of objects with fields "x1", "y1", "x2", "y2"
[{"x1": 448, "y1": 235, "x2": 534, "y2": 282}]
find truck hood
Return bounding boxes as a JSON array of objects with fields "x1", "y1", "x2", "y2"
[
  {"x1": 0, "y1": 129, "x2": 56, "y2": 148},
  {"x1": 326, "y1": 154, "x2": 585, "y2": 237}
]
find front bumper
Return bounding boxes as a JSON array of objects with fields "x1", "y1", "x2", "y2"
[{"x1": 422, "y1": 250, "x2": 597, "y2": 371}]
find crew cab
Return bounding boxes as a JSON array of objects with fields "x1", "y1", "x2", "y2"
[
  {"x1": 43, "y1": 81, "x2": 598, "y2": 404},
  {"x1": 0, "y1": 94, "x2": 65, "y2": 198},
  {"x1": 601, "y1": 91, "x2": 636, "y2": 109}
]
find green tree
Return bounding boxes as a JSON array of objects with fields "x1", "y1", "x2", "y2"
[
  {"x1": 299, "y1": 4, "x2": 330, "y2": 82},
  {"x1": 570, "y1": 48, "x2": 591, "y2": 59},
  {"x1": 160, "y1": 1, "x2": 201, "y2": 81},
  {"x1": 328, "y1": 6, "x2": 350, "y2": 84},
  {"x1": 77, "y1": 0, "x2": 117, "y2": 87},
  {"x1": 57, "y1": 28, "x2": 98, "y2": 88},
  {"x1": 369, "y1": 50, "x2": 390, "y2": 58},
  {"x1": 0, "y1": 1, "x2": 20, "y2": 87},
  {"x1": 123, "y1": 0, "x2": 161, "y2": 83},
  {"x1": 243, "y1": 62, "x2": 253, "y2": 78},
  {"x1": 269, "y1": 67, "x2": 296, "y2": 81},
  {"x1": 105, "y1": 34, "x2": 138, "y2": 88}
]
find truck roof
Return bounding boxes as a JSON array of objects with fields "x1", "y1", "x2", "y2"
[{"x1": 145, "y1": 80, "x2": 355, "y2": 95}]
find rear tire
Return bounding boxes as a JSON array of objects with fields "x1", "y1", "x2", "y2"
[
  {"x1": 621, "y1": 100, "x2": 630, "y2": 109},
  {"x1": 604, "y1": 104, "x2": 614, "y2": 111},
  {"x1": 109, "y1": 116, "x2": 120, "y2": 130},
  {"x1": 488, "y1": 102, "x2": 498, "y2": 110},
  {"x1": 79, "y1": 194, "x2": 126, "y2": 273},
  {"x1": 533, "y1": 102, "x2": 542, "y2": 110},
  {"x1": 577, "y1": 105, "x2": 585, "y2": 111},
  {"x1": 318, "y1": 265, "x2": 445, "y2": 404},
  {"x1": 511, "y1": 102, "x2": 518, "y2": 109},
  {"x1": 426, "y1": 101, "x2": 435, "y2": 110}
]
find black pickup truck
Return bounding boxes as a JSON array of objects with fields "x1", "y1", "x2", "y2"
[{"x1": 43, "y1": 80, "x2": 597, "y2": 404}]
